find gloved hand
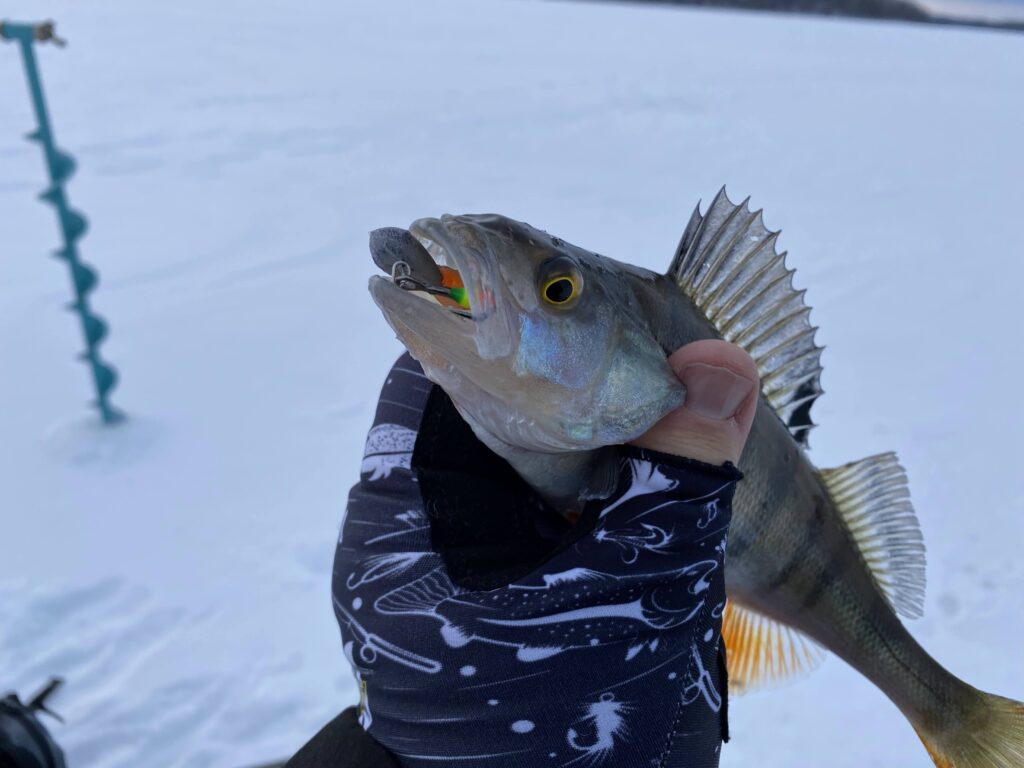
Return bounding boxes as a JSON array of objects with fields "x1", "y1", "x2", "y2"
[{"x1": 331, "y1": 340, "x2": 758, "y2": 768}]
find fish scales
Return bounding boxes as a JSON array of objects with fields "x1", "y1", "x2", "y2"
[
  {"x1": 367, "y1": 191, "x2": 1024, "y2": 767},
  {"x1": 642, "y1": 283, "x2": 955, "y2": 718}
]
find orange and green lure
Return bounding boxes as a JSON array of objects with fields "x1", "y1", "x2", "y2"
[{"x1": 437, "y1": 266, "x2": 470, "y2": 311}]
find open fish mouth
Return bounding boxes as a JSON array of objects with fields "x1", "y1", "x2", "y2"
[
  {"x1": 369, "y1": 216, "x2": 516, "y2": 363},
  {"x1": 368, "y1": 211, "x2": 687, "y2": 458}
]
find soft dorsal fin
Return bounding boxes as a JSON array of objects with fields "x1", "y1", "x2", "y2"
[
  {"x1": 821, "y1": 452, "x2": 926, "y2": 619},
  {"x1": 669, "y1": 188, "x2": 823, "y2": 446},
  {"x1": 722, "y1": 601, "x2": 825, "y2": 693}
]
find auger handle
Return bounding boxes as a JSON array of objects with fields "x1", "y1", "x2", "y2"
[{"x1": 0, "y1": 20, "x2": 67, "y2": 46}]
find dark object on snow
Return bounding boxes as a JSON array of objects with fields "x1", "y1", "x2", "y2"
[
  {"x1": 0, "y1": 678, "x2": 67, "y2": 768},
  {"x1": 284, "y1": 708, "x2": 397, "y2": 768},
  {"x1": 625, "y1": 0, "x2": 933, "y2": 22},
  {"x1": 594, "y1": 0, "x2": 1024, "y2": 32}
]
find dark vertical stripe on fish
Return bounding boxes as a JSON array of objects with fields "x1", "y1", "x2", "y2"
[{"x1": 763, "y1": 495, "x2": 828, "y2": 594}]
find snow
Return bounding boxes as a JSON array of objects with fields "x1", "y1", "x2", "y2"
[{"x1": 1, "y1": 1, "x2": 1022, "y2": 766}]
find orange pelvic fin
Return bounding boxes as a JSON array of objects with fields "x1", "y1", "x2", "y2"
[{"x1": 721, "y1": 601, "x2": 826, "y2": 693}]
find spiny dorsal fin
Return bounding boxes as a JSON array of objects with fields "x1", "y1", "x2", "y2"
[
  {"x1": 722, "y1": 601, "x2": 825, "y2": 693},
  {"x1": 670, "y1": 188, "x2": 823, "y2": 446},
  {"x1": 821, "y1": 452, "x2": 926, "y2": 619}
]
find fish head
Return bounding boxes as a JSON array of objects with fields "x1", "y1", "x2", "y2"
[{"x1": 369, "y1": 213, "x2": 684, "y2": 453}]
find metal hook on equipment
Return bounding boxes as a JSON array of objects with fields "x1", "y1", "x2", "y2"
[
  {"x1": 391, "y1": 260, "x2": 450, "y2": 297},
  {"x1": 390, "y1": 261, "x2": 473, "y2": 318}
]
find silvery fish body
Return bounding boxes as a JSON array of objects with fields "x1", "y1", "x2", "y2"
[{"x1": 368, "y1": 190, "x2": 1024, "y2": 767}]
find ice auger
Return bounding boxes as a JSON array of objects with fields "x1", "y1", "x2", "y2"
[{"x1": 2, "y1": 20, "x2": 121, "y2": 423}]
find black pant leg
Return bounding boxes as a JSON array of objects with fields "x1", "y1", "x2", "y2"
[{"x1": 284, "y1": 708, "x2": 399, "y2": 768}]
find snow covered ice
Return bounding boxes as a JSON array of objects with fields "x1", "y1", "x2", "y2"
[{"x1": 1, "y1": 1, "x2": 1022, "y2": 766}]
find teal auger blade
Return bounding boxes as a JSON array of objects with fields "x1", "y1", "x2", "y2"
[
  {"x1": 61, "y1": 208, "x2": 88, "y2": 241},
  {"x1": 82, "y1": 314, "x2": 109, "y2": 346},
  {"x1": 51, "y1": 150, "x2": 76, "y2": 183},
  {"x1": 94, "y1": 362, "x2": 118, "y2": 396},
  {"x1": 71, "y1": 262, "x2": 98, "y2": 294}
]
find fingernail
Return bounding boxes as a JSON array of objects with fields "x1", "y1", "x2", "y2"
[{"x1": 679, "y1": 363, "x2": 754, "y2": 421}]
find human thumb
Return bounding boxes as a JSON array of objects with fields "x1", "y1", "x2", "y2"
[{"x1": 630, "y1": 339, "x2": 759, "y2": 466}]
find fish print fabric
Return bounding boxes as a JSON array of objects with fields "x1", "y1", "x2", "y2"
[{"x1": 334, "y1": 355, "x2": 740, "y2": 768}]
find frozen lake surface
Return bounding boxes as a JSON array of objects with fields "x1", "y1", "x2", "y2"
[{"x1": 1, "y1": 1, "x2": 1022, "y2": 766}]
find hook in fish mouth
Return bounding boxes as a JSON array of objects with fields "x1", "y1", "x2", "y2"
[
  {"x1": 367, "y1": 220, "x2": 486, "y2": 386},
  {"x1": 367, "y1": 217, "x2": 526, "y2": 455},
  {"x1": 388, "y1": 260, "x2": 473, "y2": 319},
  {"x1": 368, "y1": 223, "x2": 474, "y2": 320},
  {"x1": 369, "y1": 215, "x2": 517, "y2": 363}
]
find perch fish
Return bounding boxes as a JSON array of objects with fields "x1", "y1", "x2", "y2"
[{"x1": 368, "y1": 190, "x2": 1024, "y2": 767}]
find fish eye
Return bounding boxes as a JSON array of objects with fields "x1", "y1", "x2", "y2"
[
  {"x1": 539, "y1": 258, "x2": 583, "y2": 308},
  {"x1": 543, "y1": 276, "x2": 577, "y2": 305}
]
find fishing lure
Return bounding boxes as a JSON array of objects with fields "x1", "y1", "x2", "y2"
[
  {"x1": 370, "y1": 227, "x2": 470, "y2": 313},
  {"x1": 436, "y1": 266, "x2": 470, "y2": 311}
]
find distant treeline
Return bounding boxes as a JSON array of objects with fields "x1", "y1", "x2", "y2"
[
  {"x1": 592, "y1": 0, "x2": 1024, "y2": 31},
  {"x1": 659, "y1": 0, "x2": 929, "y2": 21}
]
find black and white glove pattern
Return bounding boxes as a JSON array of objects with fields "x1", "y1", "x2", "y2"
[{"x1": 334, "y1": 355, "x2": 740, "y2": 768}]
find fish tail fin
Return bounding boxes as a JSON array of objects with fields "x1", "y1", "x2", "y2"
[{"x1": 915, "y1": 690, "x2": 1024, "y2": 768}]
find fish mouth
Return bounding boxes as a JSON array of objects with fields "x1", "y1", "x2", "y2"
[{"x1": 369, "y1": 215, "x2": 515, "y2": 369}]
